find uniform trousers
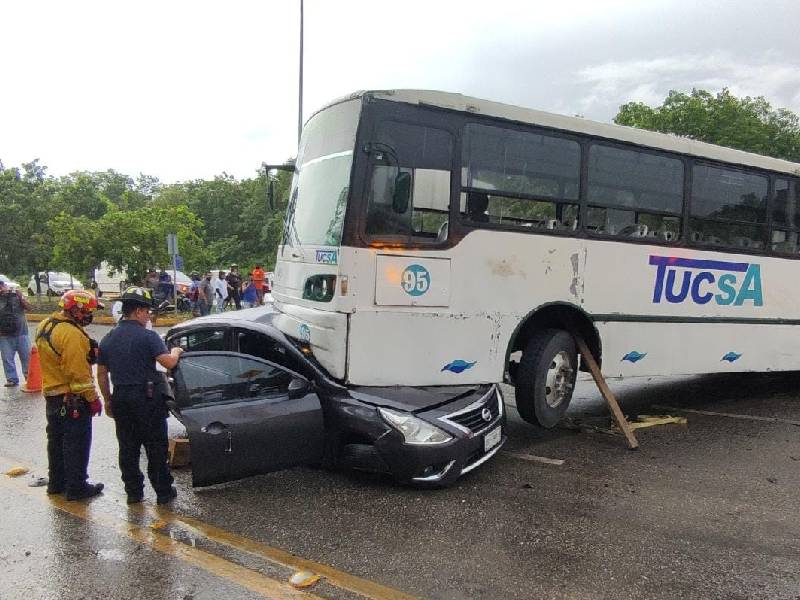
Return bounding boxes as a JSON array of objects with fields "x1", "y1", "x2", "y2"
[
  {"x1": 111, "y1": 385, "x2": 174, "y2": 497},
  {"x1": 45, "y1": 396, "x2": 92, "y2": 495}
]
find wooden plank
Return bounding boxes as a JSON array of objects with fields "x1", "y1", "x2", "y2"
[{"x1": 572, "y1": 334, "x2": 639, "y2": 450}]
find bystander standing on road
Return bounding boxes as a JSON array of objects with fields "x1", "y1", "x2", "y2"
[
  {"x1": 252, "y1": 264, "x2": 266, "y2": 305},
  {"x1": 144, "y1": 269, "x2": 159, "y2": 289},
  {"x1": 97, "y1": 286, "x2": 184, "y2": 505},
  {"x1": 241, "y1": 274, "x2": 258, "y2": 308},
  {"x1": 36, "y1": 290, "x2": 104, "y2": 500},
  {"x1": 225, "y1": 264, "x2": 242, "y2": 310},
  {"x1": 213, "y1": 270, "x2": 228, "y2": 313},
  {"x1": 198, "y1": 272, "x2": 213, "y2": 316},
  {"x1": 188, "y1": 272, "x2": 201, "y2": 316},
  {"x1": 0, "y1": 279, "x2": 32, "y2": 387}
]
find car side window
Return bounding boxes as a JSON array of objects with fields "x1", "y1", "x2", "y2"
[
  {"x1": 172, "y1": 328, "x2": 227, "y2": 352},
  {"x1": 235, "y1": 330, "x2": 302, "y2": 373},
  {"x1": 177, "y1": 354, "x2": 293, "y2": 407}
]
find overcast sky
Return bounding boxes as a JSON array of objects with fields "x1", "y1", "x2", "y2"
[{"x1": 2, "y1": 0, "x2": 799, "y2": 183}]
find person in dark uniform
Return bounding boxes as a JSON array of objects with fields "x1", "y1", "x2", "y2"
[
  {"x1": 225, "y1": 264, "x2": 242, "y2": 310},
  {"x1": 96, "y1": 286, "x2": 184, "y2": 504}
]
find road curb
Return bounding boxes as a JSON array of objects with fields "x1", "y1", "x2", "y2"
[{"x1": 25, "y1": 314, "x2": 188, "y2": 326}]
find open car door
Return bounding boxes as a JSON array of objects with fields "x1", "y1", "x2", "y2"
[{"x1": 170, "y1": 351, "x2": 325, "y2": 487}]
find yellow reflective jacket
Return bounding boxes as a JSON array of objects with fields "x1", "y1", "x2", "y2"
[{"x1": 35, "y1": 312, "x2": 97, "y2": 401}]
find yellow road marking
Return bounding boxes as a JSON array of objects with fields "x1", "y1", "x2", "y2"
[
  {"x1": 0, "y1": 455, "x2": 421, "y2": 600},
  {"x1": 142, "y1": 505, "x2": 421, "y2": 600},
  {"x1": 1, "y1": 473, "x2": 323, "y2": 600}
]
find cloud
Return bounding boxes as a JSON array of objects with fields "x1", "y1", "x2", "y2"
[{"x1": 575, "y1": 52, "x2": 800, "y2": 118}]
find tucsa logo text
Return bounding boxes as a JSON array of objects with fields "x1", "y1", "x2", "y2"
[{"x1": 650, "y1": 255, "x2": 763, "y2": 306}]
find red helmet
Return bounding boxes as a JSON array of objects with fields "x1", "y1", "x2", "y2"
[{"x1": 59, "y1": 290, "x2": 104, "y2": 311}]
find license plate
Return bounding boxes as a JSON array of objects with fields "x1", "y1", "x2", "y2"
[{"x1": 484, "y1": 426, "x2": 502, "y2": 452}]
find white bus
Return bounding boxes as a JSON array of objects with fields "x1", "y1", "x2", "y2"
[{"x1": 271, "y1": 89, "x2": 800, "y2": 428}]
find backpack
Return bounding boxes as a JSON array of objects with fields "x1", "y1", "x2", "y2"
[{"x1": 0, "y1": 293, "x2": 20, "y2": 336}]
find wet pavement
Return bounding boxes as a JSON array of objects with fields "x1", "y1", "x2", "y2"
[{"x1": 1, "y1": 323, "x2": 799, "y2": 599}]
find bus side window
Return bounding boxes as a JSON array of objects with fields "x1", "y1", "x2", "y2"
[
  {"x1": 365, "y1": 122, "x2": 453, "y2": 241},
  {"x1": 460, "y1": 192, "x2": 579, "y2": 231}
]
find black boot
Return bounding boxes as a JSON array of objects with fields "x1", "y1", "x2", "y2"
[{"x1": 66, "y1": 482, "x2": 104, "y2": 501}]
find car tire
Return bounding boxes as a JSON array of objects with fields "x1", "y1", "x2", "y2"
[
  {"x1": 514, "y1": 329, "x2": 577, "y2": 428},
  {"x1": 27, "y1": 288, "x2": 34, "y2": 297}
]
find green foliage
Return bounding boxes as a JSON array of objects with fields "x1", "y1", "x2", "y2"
[
  {"x1": 0, "y1": 159, "x2": 293, "y2": 285},
  {"x1": 614, "y1": 88, "x2": 800, "y2": 163},
  {"x1": 99, "y1": 205, "x2": 208, "y2": 285}
]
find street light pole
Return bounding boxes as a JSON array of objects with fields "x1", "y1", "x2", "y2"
[{"x1": 298, "y1": 0, "x2": 304, "y2": 147}]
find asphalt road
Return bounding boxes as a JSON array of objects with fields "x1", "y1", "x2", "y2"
[{"x1": 1, "y1": 324, "x2": 798, "y2": 599}]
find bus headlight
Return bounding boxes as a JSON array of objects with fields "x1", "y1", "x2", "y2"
[
  {"x1": 378, "y1": 408, "x2": 453, "y2": 445},
  {"x1": 303, "y1": 274, "x2": 336, "y2": 302}
]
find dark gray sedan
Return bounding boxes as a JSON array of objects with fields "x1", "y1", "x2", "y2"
[{"x1": 165, "y1": 309, "x2": 505, "y2": 487}]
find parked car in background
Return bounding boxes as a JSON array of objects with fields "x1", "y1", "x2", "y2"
[
  {"x1": 0, "y1": 274, "x2": 21, "y2": 291},
  {"x1": 93, "y1": 261, "x2": 128, "y2": 295},
  {"x1": 173, "y1": 270, "x2": 192, "y2": 294},
  {"x1": 27, "y1": 272, "x2": 83, "y2": 296},
  {"x1": 165, "y1": 309, "x2": 506, "y2": 488}
]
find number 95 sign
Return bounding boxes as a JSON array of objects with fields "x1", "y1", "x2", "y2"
[{"x1": 401, "y1": 264, "x2": 430, "y2": 296}]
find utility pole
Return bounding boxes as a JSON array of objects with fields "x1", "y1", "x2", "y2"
[{"x1": 298, "y1": 0, "x2": 304, "y2": 146}]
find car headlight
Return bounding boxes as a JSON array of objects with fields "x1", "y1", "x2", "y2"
[{"x1": 378, "y1": 408, "x2": 453, "y2": 445}]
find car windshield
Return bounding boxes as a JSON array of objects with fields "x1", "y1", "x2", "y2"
[
  {"x1": 49, "y1": 272, "x2": 72, "y2": 280},
  {"x1": 283, "y1": 99, "x2": 360, "y2": 248}
]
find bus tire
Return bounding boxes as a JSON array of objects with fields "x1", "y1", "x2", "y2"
[{"x1": 515, "y1": 329, "x2": 577, "y2": 428}]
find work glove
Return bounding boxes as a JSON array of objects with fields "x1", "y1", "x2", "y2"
[{"x1": 88, "y1": 399, "x2": 103, "y2": 417}]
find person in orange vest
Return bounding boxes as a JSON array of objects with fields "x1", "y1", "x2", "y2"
[
  {"x1": 251, "y1": 264, "x2": 266, "y2": 305},
  {"x1": 35, "y1": 290, "x2": 104, "y2": 500}
]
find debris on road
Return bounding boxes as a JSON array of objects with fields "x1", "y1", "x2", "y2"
[
  {"x1": 625, "y1": 415, "x2": 688, "y2": 431},
  {"x1": 289, "y1": 570, "x2": 321, "y2": 589},
  {"x1": 563, "y1": 413, "x2": 688, "y2": 436},
  {"x1": 504, "y1": 452, "x2": 565, "y2": 466},
  {"x1": 168, "y1": 437, "x2": 191, "y2": 467},
  {"x1": 4, "y1": 467, "x2": 29, "y2": 478},
  {"x1": 27, "y1": 476, "x2": 48, "y2": 487}
]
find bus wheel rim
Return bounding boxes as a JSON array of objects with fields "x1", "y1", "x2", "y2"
[{"x1": 544, "y1": 351, "x2": 574, "y2": 409}]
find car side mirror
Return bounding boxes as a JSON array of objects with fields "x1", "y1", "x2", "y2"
[
  {"x1": 287, "y1": 376, "x2": 311, "y2": 399},
  {"x1": 392, "y1": 171, "x2": 411, "y2": 214}
]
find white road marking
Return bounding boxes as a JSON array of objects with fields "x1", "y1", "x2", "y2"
[{"x1": 652, "y1": 405, "x2": 800, "y2": 426}]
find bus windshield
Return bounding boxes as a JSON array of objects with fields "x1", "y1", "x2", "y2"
[{"x1": 284, "y1": 99, "x2": 360, "y2": 248}]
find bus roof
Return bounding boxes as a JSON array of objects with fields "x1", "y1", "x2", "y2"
[{"x1": 321, "y1": 89, "x2": 800, "y2": 177}]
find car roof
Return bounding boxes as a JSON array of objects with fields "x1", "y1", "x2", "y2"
[{"x1": 165, "y1": 307, "x2": 341, "y2": 390}]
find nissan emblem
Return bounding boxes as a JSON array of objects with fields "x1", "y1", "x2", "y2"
[{"x1": 481, "y1": 407, "x2": 492, "y2": 422}]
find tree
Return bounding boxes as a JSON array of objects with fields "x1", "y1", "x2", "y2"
[
  {"x1": 0, "y1": 162, "x2": 59, "y2": 276},
  {"x1": 614, "y1": 89, "x2": 800, "y2": 163},
  {"x1": 48, "y1": 213, "x2": 102, "y2": 282},
  {"x1": 98, "y1": 205, "x2": 209, "y2": 285}
]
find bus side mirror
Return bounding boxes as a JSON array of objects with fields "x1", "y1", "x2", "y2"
[
  {"x1": 392, "y1": 171, "x2": 411, "y2": 214},
  {"x1": 268, "y1": 178, "x2": 275, "y2": 211}
]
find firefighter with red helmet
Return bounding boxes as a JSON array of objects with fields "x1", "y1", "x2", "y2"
[{"x1": 36, "y1": 290, "x2": 105, "y2": 500}]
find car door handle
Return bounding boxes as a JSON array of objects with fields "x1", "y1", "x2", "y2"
[{"x1": 201, "y1": 422, "x2": 228, "y2": 435}]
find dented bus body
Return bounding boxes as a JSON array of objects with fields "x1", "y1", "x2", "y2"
[{"x1": 270, "y1": 89, "x2": 800, "y2": 428}]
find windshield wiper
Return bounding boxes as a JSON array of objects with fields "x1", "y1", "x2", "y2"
[{"x1": 282, "y1": 188, "x2": 305, "y2": 259}]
